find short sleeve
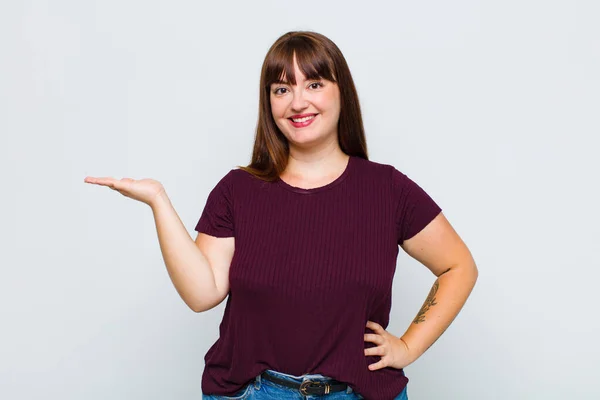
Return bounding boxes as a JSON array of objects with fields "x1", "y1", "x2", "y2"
[
  {"x1": 393, "y1": 168, "x2": 442, "y2": 245},
  {"x1": 195, "y1": 170, "x2": 235, "y2": 238}
]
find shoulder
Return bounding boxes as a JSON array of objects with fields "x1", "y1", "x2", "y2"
[
  {"x1": 351, "y1": 156, "x2": 407, "y2": 188},
  {"x1": 352, "y1": 156, "x2": 396, "y2": 176},
  {"x1": 203, "y1": 167, "x2": 249, "y2": 201},
  {"x1": 214, "y1": 167, "x2": 271, "y2": 197},
  {"x1": 352, "y1": 157, "x2": 438, "y2": 207},
  {"x1": 212, "y1": 167, "x2": 253, "y2": 187}
]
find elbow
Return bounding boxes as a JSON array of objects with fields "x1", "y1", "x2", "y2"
[
  {"x1": 448, "y1": 260, "x2": 478, "y2": 287},
  {"x1": 187, "y1": 300, "x2": 209, "y2": 313},
  {"x1": 467, "y1": 262, "x2": 479, "y2": 288},
  {"x1": 188, "y1": 299, "x2": 220, "y2": 313},
  {"x1": 190, "y1": 305, "x2": 205, "y2": 313},
  {"x1": 189, "y1": 303, "x2": 214, "y2": 313}
]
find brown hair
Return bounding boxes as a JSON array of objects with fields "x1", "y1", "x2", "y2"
[{"x1": 237, "y1": 31, "x2": 369, "y2": 181}]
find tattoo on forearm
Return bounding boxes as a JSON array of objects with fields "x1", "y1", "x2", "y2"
[{"x1": 413, "y1": 280, "x2": 439, "y2": 324}]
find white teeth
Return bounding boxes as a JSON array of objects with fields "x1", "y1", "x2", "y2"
[{"x1": 291, "y1": 115, "x2": 315, "y2": 123}]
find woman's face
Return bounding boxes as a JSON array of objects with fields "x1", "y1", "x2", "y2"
[{"x1": 269, "y1": 57, "x2": 341, "y2": 148}]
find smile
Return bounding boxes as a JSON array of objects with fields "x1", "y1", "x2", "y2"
[
  {"x1": 291, "y1": 115, "x2": 315, "y2": 123},
  {"x1": 288, "y1": 114, "x2": 317, "y2": 128}
]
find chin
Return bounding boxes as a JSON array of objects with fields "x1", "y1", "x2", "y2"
[{"x1": 288, "y1": 133, "x2": 328, "y2": 147}]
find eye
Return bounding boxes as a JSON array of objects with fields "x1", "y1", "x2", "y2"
[
  {"x1": 273, "y1": 87, "x2": 288, "y2": 95},
  {"x1": 309, "y1": 82, "x2": 324, "y2": 89}
]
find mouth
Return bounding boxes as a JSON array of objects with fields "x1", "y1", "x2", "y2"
[
  {"x1": 288, "y1": 113, "x2": 318, "y2": 128},
  {"x1": 288, "y1": 113, "x2": 318, "y2": 123}
]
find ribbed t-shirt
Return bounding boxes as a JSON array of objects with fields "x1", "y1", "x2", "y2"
[{"x1": 195, "y1": 155, "x2": 442, "y2": 400}]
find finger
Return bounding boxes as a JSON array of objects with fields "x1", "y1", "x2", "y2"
[
  {"x1": 91, "y1": 177, "x2": 131, "y2": 192},
  {"x1": 364, "y1": 345, "x2": 385, "y2": 357},
  {"x1": 368, "y1": 359, "x2": 387, "y2": 371},
  {"x1": 84, "y1": 177, "x2": 118, "y2": 187},
  {"x1": 366, "y1": 321, "x2": 383, "y2": 332},
  {"x1": 364, "y1": 333, "x2": 383, "y2": 345}
]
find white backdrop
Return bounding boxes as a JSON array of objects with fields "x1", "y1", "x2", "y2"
[{"x1": 1, "y1": 1, "x2": 598, "y2": 399}]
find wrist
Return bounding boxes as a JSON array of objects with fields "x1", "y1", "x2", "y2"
[
  {"x1": 150, "y1": 189, "x2": 170, "y2": 210},
  {"x1": 399, "y1": 336, "x2": 422, "y2": 365}
]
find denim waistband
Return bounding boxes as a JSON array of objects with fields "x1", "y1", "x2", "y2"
[
  {"x1": 260, "y1": 369, "x2": 355, "y2": 394},
  {"x1": 264, "y1": 369, "x2": 333, "y2": 382}
]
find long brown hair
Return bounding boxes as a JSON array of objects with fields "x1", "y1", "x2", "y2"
[{"x1": 237, "y1": 31, "x2": 369, "y2": 181}]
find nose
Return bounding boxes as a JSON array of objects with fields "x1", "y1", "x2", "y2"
[{"x1": 290, "y1": 89, "x2": 308, "y2": 112}]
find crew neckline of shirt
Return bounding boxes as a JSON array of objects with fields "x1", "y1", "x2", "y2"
[{"x1": 276, "y1": 155, "x2": 355, "y2": 194}]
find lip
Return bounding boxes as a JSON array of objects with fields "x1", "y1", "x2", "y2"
[
  {"x1": 289, "y1": 113, "x2": 317, "y2": 119},
  {"x1": 288, "y1": 113, "x2": 317, "y2": 128}
]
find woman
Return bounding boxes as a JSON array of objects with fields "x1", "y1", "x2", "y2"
[{"x1": 85, "y1": 31, "x2": 478, "y2": 400}]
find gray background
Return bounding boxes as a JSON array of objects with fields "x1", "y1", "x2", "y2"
[{"x1": 1, "y1": 0, "x2": 599, "y2": 399}]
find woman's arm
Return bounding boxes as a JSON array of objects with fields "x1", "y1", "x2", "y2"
[
  {"x1": 399, "y1": 211, "x2": 478, "y2": 361},
  {"x1": 151, "y1": 191, "x2": 231, "y2": 312},
  {"x1": 84, "y1": 176, "x2": 227, "y2": 312}
]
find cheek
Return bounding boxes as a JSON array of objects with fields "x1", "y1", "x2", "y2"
[
  {"x1": 270, "y1": 104, "x2": 286, "y2": 129},
  {"x1": 322, "y1": 99, "x2": 341, "y2": 120},
  {"x1": 320, "y1": 91, "x2": 340, "y2": 114},
  {"x1": 270, "y1": 99, "x2": 286, "y2": 118},
  {"x1": 333, "y1": 98, "x2": 342, "y2": 119}
]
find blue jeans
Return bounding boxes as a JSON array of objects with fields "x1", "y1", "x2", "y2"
[{"x1": 202, "y1": 369, "x2": 408, "y2": 399}]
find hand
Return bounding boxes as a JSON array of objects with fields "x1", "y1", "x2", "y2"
[
  {"x1": 84, "y1": 176, "x2": 166, "y2": 207},
  {"x1": 364, "y1": 320, "x2": 415, "y2": 371}
]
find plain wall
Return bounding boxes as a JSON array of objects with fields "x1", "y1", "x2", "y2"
[{"x1": 1, "y1": 0, "x2": 598, "y2": 399}]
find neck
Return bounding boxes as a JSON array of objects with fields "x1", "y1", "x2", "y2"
[{"x1": 283, "y1": 147, "x2": 349, "y2": 182}]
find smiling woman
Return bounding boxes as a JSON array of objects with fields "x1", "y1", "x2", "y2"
[
  {"x1": 241, "y1": 31, "x2": 365, "y2": 183},
  {"x1": 191, "y1": 31, "x2": 477, "y2": 400},
  {"x1": 84, "y1": 30, "x2": 477, "y2": 400}
]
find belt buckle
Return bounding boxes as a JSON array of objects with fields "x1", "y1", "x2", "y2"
[{"x1": 299, "y1": 380, "x2": 329, "y2": 395}]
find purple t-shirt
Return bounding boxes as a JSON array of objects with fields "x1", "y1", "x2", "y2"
[{"x1": 195, "y1": 155, "x2": 442, "y2": 400}]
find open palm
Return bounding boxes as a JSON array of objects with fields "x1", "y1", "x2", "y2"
[{"x1": 84, "y1": 176, "x2": 165, "y2": 206}]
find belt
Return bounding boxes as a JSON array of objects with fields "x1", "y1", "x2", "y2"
[{"x1": 260, "y1": 371, "x2": 348, "y2": 396}]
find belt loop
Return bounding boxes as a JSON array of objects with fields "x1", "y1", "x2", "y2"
[{"x1": 254, "y1": 373, "x2": 262, "y2": 390}]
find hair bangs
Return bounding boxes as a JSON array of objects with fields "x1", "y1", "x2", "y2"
[{"x1": 265, "y1": 38, "x2": 337, "y2": 88}]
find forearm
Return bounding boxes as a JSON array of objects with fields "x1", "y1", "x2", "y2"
[
  {"x1": 400, "y1": 263, "x2": 478, "y2": 361},
  {"x1": 151, "y1": 191, "x2": 219, "y2": 312}
]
